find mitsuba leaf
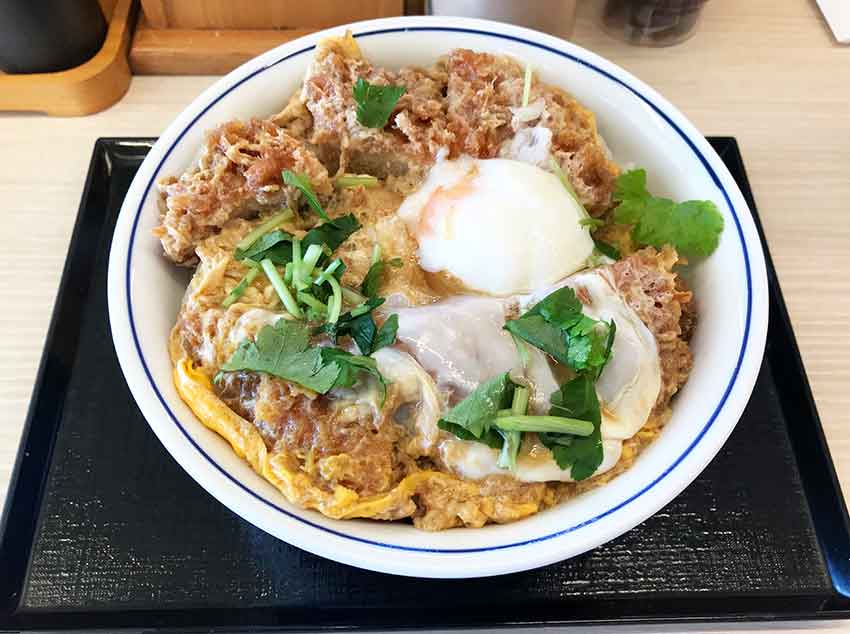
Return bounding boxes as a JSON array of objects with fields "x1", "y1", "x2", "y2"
[
  {"x1": 541, "y1": 374, "x2": 602, "y2": 480},
  {"x1": 360, "y1": 259, "x2": 386, "y2": 298},
  {"x1": 220, "y1": 320, "x2": 380, "y2": 394},
  {"x1": 353, "y1": 78, "x2": 406, "y2": 128},
  {"x1": 593, "y1": 239, "x2": 620, "y2": 260},
  {"x1": 504, "y1": 287, "x2": 614, "y2": 373},
  {"x1": 437, "y1": 420, "x2": 504, "y2": 449},
  {"x1": 438, "y1": 372, "x2": 514, "y2": 439},
  {"x1": 373, "y1": 314, "x2": 398, "y2": 353},
  {"x1": 235, "y1": 229, "x2": 293, "y2": 264},
  {"x1": 613, "y1": 168, "x2": 724, "y2": 257},
  {"x1": 302, "y1": 214, "x2": 360, "y2": 253},
  {"x1": 236, "y1": 215, "x2": 360, "y2": 269},
  {"x1": 315, "y1": 297, "x2": 397, "y2": 356},
  {"x1": 283, "y1": 170, "x2": 329, "y2": 221}
]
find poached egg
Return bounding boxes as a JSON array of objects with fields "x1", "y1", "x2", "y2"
[{"x1": 396, "y1": 157, "x2": 594, "y2": 296}]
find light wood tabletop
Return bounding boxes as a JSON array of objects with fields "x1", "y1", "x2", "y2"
[{"x1": 0, "y1": 1, "x2": 848, "y2": 629}]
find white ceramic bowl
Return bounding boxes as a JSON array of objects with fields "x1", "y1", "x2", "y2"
[{"x1": 107, "y1": 16, "x2": 768, "y2": 578}]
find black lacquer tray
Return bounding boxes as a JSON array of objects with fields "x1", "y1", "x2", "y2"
[{"x1": 1, "y1": 137, "x2": 849, "y2": 632}]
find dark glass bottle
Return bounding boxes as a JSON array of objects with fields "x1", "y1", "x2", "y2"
[
  {"x1": 0, "y1": 0, "x2": 107, "y2": 74},
  {"x1": 602, "y1": 0, "x2": 709, "y2": 47}
]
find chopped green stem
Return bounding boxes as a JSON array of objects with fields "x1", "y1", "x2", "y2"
[
  {"x1": 580, "y1": 217, "x2": 605, "y2": 229},
  {"x1": 235, "y1": 209, "x2": 293, "y2": 251},
  {"x1": 371, "y1": 243, "x2": 382, "y2": 266},
  {"x1": 336, "y1": 173, "x2": 379, "y2": 189},
  {"x1": 222, "y1": 267, "x2": 260, "y2": 308},
  {"x1": 297, "y1": 291, "x2": 327, "y2": 313},
  {"x1": 511, "y1": 333, "x2": 530, "y2": 370},
  {"x1": 325, "y1": 276, "x2": 343, "y2": 324},
  {"x1": 260, "y1": 258, "x2": 302, "y2": 318},
  {"x1": 521, "y1": 62, "x2": 532, "y2": 107},
  {"x1": 549, "y1": 154, "x2": 594, "y2": 225},
  {"x1": 291, "y1": 239, "x2": 305, "y2": 290},
  {"x1": 349, "y1": 302, "x2": 372, "y2": 317},
  {"x1": 284, "y1": 262, "x2": 293, "y2": 284},
  {"x1": 283, "y1": 170, "x2": 329, "y2": 221},
  {"x1": 497, "y1": 430, "x2": 521, "y2": 471},
  {"x1": 494, "y1": 415, "x2": 594, "y2": 436},
  {"x1": 301, "y1": 243, "x2": 324, "y2": 277},
  {"x1": 342, "y1": 286, "x2": 366, "y2": 306},
  {"x1": 512, "y1": 387, "x2": 530, "y2": 415},
  {"x1": 313, "y1": 258, "x2": 342, "y2": 286}
]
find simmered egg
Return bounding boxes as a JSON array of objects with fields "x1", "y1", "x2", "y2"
[{"x1": 396, "y1": 157, "x2": 594, "y2": 296}]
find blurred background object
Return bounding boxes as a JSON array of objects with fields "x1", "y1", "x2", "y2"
[
  {"x1": 427, "y1": 0, "x2": 577, "y2": 39},
  {"x1": 601, "y1": 0, "x2": 709, "y2": 46},
  {"x1": 139, "y1": 0, "x2": 404, "y2": 29},
  {"x1": 0, "y1": 0, "x2": 133, "y2": 116},
  {"x1": 131, "y1": 0, "x2": 404, "y2": 74},
  {"x1": 816, "y1": 0, "x2": 850, "y2": 43},
  {"x1": 0, "y1": 0, "x2": 107, "y2": 74}
]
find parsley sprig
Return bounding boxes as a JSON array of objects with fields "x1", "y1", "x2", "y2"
[
  {"x1": 218, "y1": 320, "x2": 385, "y2": 400},
  {"x1": 352, "y1": 78, "x2": 406, "y2": 128},
  {"x1": 614, "y1": 169, "x2": 724, "y2": 257},
  {"x1": 504, "y1": 287, "x2": 615, "y2": 374},
  {"x1": 436, "y1": 371, "x2": 597, "y2": 475}
]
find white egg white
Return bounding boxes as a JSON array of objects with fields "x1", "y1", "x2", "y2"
[
  {"x1": 524, "y1": 269, "x2": 662, "y2": 442},
  {"x1": 381, "y1": 267, "x2": 662, "y2": 483},
  {"x1": 396, "y1": 157, "x2": 594, "y2": 296},
  {"x1": 392, "y1": 295, "x2": 558, "y2": 414}
]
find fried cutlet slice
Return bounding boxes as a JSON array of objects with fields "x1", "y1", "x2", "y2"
[{"x1": 154, "y1": 119, "x2": 331, "y2": 264}]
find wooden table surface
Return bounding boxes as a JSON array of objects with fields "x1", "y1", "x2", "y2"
[{"x1": 0, "y1": 1, "x2": 848, "y2": 630}]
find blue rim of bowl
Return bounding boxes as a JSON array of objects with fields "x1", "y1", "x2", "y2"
[{"x1": 125, "y1": 26, "x2": 752, "y2": 554}]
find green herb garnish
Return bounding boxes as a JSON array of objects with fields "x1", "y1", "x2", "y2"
[
  {"x1": 613, "y1": 168, "x2": 724, "y2": 257},
  {"x1": 497, "y1": 386, "x2": 528, "y2": 471},
  {"x1": 436, "y1": 373, "x2": 598, "y2": 473},
  {"x1": 260, "y1": 258, "x2": 302, "y2": 318},
  {"x1": 236, "y1": 229, "x2": 293, "y2": 263},
  {"x1": 236, "y1": 215, "x2": 360, "y2": 268},
  {"x1": 303, "y1": 214, "x2": 360, "y2": 253},
  {"x1": 340, "y1": 311, "x2": 398, "y2": 357},
  {"x1": 222, "y1": 263, "x2": 260, "y2": 308},
  {"x1": 353, "y1": 78, "x2": 406, "y2": 128},
  {"x1": 322, "y1": 274, "x2": 343, "y2": 324},
  {"x1": 504, "y1": 287, "x2": 614, "y2": 374},
  {"x1": 521, "y1": 62, "x2": 533, "y2": 108},
  {"x1": 234, "y1": 209, "x2": 293, "y2": 253},
  {"x1": 336, "y1": 173, "x2": 379, "y2": 189},
  {"x1": 493, "y1": 414, "x2": 594, "y2": 436},
  {"x1": 438, "y1": 372, "x2": 514, "y2": 440},
  {"x1": 497, "y1": 429, "x2": 521, "y2": 471},
  {"x1": 593, "y1": 239, "x2": 620, "y2": 260},
  {"x1": 580, "y1": 217, "x2": 605, "y2": 230},
  {"x1": 540, "y1": 374, "x2": 603, "y2": 480},
  {"x1": 282, "y1": 169, "x2": 330, "y2": 221},
  {"x1": 316, "y1": 297, "x2": 398, "y2": 356},
  {"x1": 360, "y1": 244, "x2": 388, "y2": 298},
  {"x1": 219, "y1": 320, "x2": 383, "y2": 397},
  {"x1": 361, "y1": 261, "x2": 385, "y2": 298}
]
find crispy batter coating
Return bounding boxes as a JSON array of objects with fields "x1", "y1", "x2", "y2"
[{"x1": 155, "y1": 119, "x2": 331, "y2": 264}]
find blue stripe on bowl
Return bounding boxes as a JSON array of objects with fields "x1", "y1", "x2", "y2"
[{"x1": 124, "y1": 26, "x2": 753, "y2": 553}]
